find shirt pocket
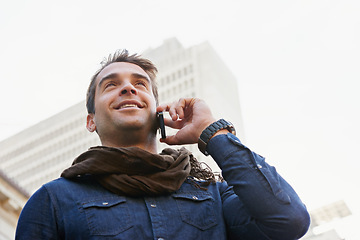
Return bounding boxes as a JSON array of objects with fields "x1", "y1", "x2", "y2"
[
  {"x1": 172, "y1": 192, "x2": 217, "y2": 230},
  {"x1": 254, "y1": 155, "x2": 291, "y2": 204},
  {"x1": 80, "y1": 196, "x2": 133, "y2": 236}
]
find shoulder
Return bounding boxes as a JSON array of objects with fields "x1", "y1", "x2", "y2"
[
  {"x1": 43, "y1": 176, "x2": 98, "y2": 191},
  {"x1": 38, "y1": 176, "x2": 109, "y2": 203},
  {"x1": 24, "y1": 178, "x2": 70, "y2": 203}
]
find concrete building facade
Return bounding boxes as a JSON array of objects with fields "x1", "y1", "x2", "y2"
[{"x1": 0, "y1": 170, "x2": 28, "y2": 240}]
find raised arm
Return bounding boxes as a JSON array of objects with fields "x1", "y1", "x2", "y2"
[{"x1": 157, "y1": 98, "x2": 310, "y2": 239}]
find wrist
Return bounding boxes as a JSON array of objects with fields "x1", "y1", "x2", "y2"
[
  {"x1": 198, "y1": 119, "x2": 236, "y2": 156},
  {"x1": 211, "y1": 129, "x2": 231, "y2": 139}
]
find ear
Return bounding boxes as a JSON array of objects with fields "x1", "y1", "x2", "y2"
[{"x1": 86, "y1": 114, "x2": 96, "y2": 132}]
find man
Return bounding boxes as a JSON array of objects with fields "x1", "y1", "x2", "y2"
[{"x1": 16, "y1": 50, "x2": 310, "y2": 239}]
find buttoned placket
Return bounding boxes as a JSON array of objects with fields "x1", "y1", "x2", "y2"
[{"x1": 144, "y1": 197, "x2": 167, "y2": 240}]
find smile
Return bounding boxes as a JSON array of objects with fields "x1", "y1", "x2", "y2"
[
  {"x1": 120, "y1": 104, "x2": 139, "y2": 109},
  {"x1": 114, "y1": 100, "x2": 144, "y2": 110}
]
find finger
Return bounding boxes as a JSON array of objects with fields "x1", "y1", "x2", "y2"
[
  {"x1": 156, "y1": 103, "x2": 178, "y2": 121},
  {"x1": 163, "y1": 118, "x2": 183, "y2": 129},
  {"x1": 156, "y1": 104, "x2": 170, "y2": 113},
  {"x1": 158, "y1": 98, "x2": 193, "y2": 120},
  {"x1": 168, "y1": 102, "x2": 179, "y2": 121},
  {"x1": 160, "y1": 135, "x2": 181, "y2": 145},
  {"x1": 175, "y1": 99, "x2": 186, "y2": 119},
  {"x1": 177, "y1": 98, "x2": 199, "y2": 119}
]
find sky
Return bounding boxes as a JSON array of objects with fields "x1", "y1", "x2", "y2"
[{"x1": 1, "y1": 0, "x2": 360, "y2": 237}]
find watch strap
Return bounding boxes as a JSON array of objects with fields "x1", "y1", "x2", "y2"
[{"x1": 198, "y1": 119, "x2": 236, "y2": 156}]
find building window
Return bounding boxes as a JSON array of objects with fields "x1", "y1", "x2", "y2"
[
  {"x1": 190, "y1": 78, "x2": 194, "y2": 86},
  {"x1": 189, "y1": 64, "x2": 193, "y2": 73}
]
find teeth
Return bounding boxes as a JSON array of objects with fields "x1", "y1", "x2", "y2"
[{"x1": 120, "y1": 104, "x2": 138, "y2": 109}]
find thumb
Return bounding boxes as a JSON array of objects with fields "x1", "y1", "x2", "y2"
[{"x1": 159, "y1": 135, "x2": 180, "y2": 145}]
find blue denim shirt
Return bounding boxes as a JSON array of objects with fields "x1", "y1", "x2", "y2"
[{"x1": 16, "y1": 134, "x2": 310, "y2": 239}]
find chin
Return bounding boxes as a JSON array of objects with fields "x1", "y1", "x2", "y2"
[{"x1": 117, "y1": 118, "x2": 149, "y2": 130}]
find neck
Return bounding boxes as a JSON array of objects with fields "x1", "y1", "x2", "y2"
[{"x1": 99, "y1": 130, "x2": 158, "y2": 154}]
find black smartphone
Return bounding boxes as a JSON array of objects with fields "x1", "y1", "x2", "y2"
[{"x1": 157, "y1": 112, "x2": 166, "y2": 139}]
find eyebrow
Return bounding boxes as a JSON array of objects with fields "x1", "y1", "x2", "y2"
[{"x1": 98, "y1": 73, "x2": 151, "y2": 88}]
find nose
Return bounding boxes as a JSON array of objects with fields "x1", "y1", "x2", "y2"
[{"x1": 120, "y1": 82, "x2": 137, "y2": 96}]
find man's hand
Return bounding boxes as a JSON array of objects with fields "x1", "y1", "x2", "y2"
[{"x1": 156, "y1": 98, "x2": 216, "y2": 145}]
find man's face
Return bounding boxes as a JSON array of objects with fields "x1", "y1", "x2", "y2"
[{"x1": 87, "y1": 62, "x2": 157, "y2": 141}]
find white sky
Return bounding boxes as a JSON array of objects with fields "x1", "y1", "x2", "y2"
[{"x1": 1, "y1": 0, "x2": 359, "y2": 237}]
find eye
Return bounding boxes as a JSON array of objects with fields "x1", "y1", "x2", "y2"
[
  {"x1": 135, "y1": 80, "x2": 147, "y2": 87},
  {"x1": 104, "y1": 81, "x2": 117, "y2": 89}
]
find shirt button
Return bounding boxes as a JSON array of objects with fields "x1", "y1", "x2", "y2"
[
  {"x1": 192, "y1": 196, "x2": 198, "y2": 200},
  {"x1": 102, "y1": 202, "x2": 109, "y2": 205},
  {"x1": 158, "y1": 238, "x2": 164, "y2": 240},
  {"x1": 151, "y1": 204, "x2": 157, "y2": 208},
  {"x1": 257, "y1": 164, "x2": 262, "y2": 169}
]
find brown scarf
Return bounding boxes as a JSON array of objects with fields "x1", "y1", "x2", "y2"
[{"x1": 61, "y1": 146, "x2": 191, "y2": 197}]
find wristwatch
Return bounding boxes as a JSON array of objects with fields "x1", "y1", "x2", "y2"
[{"x1": 198, "y1": 119, "x2": 236, "y2": 156}]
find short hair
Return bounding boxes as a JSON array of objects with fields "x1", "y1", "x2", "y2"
[{"x1": 86, "y1": 49, "x2": 158, "y2": 114}]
